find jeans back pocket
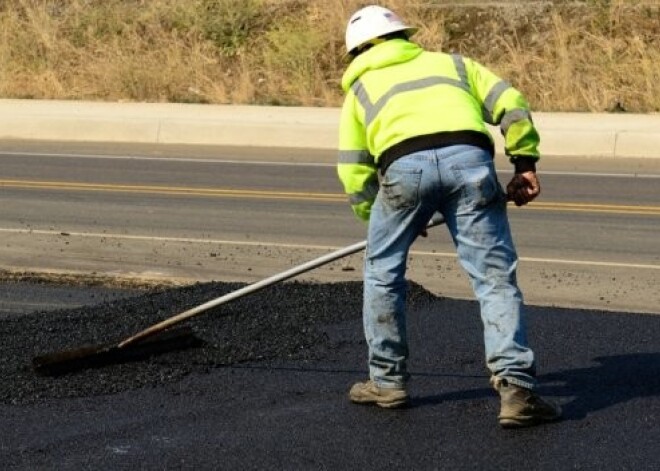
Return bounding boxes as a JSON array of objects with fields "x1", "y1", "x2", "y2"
[
  {"x1": 380, "y1": 164, "x2": 423, "y2": 210},
  {"x1": 452, "y1": 159, "x2": 503, "y2": 210}
]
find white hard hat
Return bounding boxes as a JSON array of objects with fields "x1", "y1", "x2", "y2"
[{"x1": 345, "y1": 5, "x2": 418, "y2": 56}]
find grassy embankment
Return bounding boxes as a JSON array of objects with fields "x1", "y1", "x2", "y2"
[{"x1": 1, "y1": 0, "x2": 659, "y2": 112}]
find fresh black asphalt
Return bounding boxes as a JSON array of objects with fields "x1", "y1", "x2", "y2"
[{"x1": 1, "y1": 280, "x2": 658, "y2": 470}]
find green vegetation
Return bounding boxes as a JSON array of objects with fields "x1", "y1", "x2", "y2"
[{"x1": 1, "y1": 0, "x2": 658, "y2": 112}]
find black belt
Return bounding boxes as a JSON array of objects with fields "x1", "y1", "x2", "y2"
[{"x1": 377, "y1": 130, "x2": 494, "y2": 174}]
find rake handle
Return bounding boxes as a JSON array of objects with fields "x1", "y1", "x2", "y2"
[{"x1": 118, "y1": 213, "x2": 445, "y2": 348}]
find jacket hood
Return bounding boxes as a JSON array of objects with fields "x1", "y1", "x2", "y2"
[{"x1": 341, "y1": 39, "x2": 424, "y2": 92}]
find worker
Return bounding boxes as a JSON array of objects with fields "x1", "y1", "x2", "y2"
[{"x1": 337, "y1": 5, "x2": 561, "y2": 428}]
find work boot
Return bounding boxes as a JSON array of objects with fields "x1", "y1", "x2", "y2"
[
  {"x1": 491, "y1": 377, "x2": 562, "y2": 428},
  {"x1": 349, "y1": 380, "x2": 409, "y2": 409}
]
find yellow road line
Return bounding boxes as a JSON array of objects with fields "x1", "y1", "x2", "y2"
[
  {"x1": 1, "y1": 179, "x2": 659, "y2": 215},
  {"x1": 0, "y1": 179, "x2": 341, "y2": 202},
  {"x1": 521, "y1": 202, "x2": 660, "y2": 216}
]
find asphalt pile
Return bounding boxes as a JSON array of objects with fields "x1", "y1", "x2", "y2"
[{"x1": 0, "y1": 280, "x2": 436, "y2": 405}]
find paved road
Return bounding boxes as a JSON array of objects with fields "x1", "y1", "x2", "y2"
[
  {"x1": 0, "y1": 280, "x2": 658, "y2": 470},
  {"x1": 0, "y1": 141, "x2": 658, "y2": 469},
  {"x1": 0, "y1": 141, "x2": 658, "y2": 313}
]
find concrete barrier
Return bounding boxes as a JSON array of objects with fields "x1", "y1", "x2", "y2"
[{"x1": 1, "y1": 99, "x2": 659, "y2": 158}]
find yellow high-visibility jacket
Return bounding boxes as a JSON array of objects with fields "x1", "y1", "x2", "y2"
[{"x1": 338, "y1": 39, "x2": 540, "y2": 221}]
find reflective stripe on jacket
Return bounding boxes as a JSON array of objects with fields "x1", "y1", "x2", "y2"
[{"x1": 338, "y1": 39, "x2": 540, "y2": 221}]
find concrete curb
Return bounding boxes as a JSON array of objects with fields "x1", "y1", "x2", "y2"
[{"x1": 1, "y1": 99, "x2": 659, "y2": 158}]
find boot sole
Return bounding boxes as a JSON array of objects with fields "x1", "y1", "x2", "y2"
[
  {"x1": 350, "y1": 397, "x2": 409, "y2": 409},
  {"x1": 499, "y1": 414, "x2": 561, "y2": 428}
]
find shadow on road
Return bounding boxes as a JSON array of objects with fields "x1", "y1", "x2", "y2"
[
  {"x1": 411, "y1": 353, "x2": 660, "y2": 414},
  {"x1": 541, "y1": 353, "x2": 660, "y2": 420},
  {"x1": 232, "y1": 353, "x2": 660, "y2": 420}
]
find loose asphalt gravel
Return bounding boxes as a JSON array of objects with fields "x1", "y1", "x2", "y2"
[
  {"x1": 1, "y1": 280, "x2": 367, "y2": 404},
  {"x1": 1, "y1": 279, "x2": 658, "y2": 470}
]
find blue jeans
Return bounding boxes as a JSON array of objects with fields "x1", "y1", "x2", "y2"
[{"x1": 364, "y1": 145, "x2": 536, "y2": 390}]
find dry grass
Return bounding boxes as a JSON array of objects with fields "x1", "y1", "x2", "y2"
[{"x1": 1, "y1": 0, "x2": 659, "y2": 111}]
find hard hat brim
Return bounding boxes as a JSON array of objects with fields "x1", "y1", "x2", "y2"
[{"x1": 344, "y1": 26, "x2": 418, "y2": 60}]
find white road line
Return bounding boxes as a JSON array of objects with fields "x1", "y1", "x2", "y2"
[
  {"x1": 2, "y1": 227, "x2": 658, "y2": 271},
  {"x1": 533, "y1": 170, "x2": 660, "y2": 179},
  {"x1": 2, "y1": 151, "x2": 660, "y2": 178}
]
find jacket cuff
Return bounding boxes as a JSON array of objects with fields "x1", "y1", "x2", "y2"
[{"x1": 513, "y1": 156, "x2": 538, "y2": 173}]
